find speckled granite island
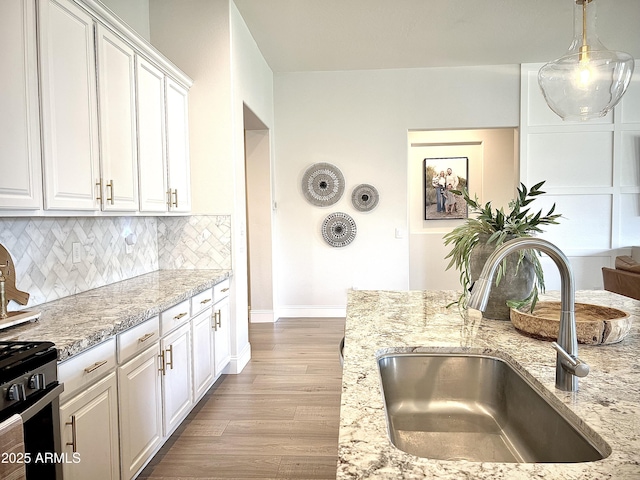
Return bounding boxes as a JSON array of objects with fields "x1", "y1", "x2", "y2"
[
  {"x1": 0, "y1": 269, "x2": 231, "y2": 361},
  {"x1": 338, "y1": 290, "x2": 640, "y2": 479}
]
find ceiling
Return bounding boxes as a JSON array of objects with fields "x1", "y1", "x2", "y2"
[{"x1": 233, "y1": 0, "x2": 640, "y2": 73}]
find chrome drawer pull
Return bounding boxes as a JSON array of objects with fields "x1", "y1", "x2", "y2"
[
  {"x1": 84, "y1": 360, "x2": 108, "y2": 374},
  {"x1": 138, "y1": 332, "x2": 155, "y2": 343}
]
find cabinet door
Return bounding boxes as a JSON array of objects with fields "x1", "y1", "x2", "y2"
[
  {"x1": 165, "y1": 78, "x2": 191, "y2": 212},
  {"x1": 192, "y1": 308, "x2": 214, "y2": 400},
  {"x1": 161, "y1": 322, "x2": 193, "y2": 436},
  {"x1": 213, "y1": 296, "x2": 231, "y2": 376},
  {"x1": 137, "y1": 57, "x2": 168, "y2": 212},
  {"x1": 96, "y1": 25, "x2": 139, "y2": 211},
  {"x1": 0, "y1": 0, "x2": 42, "y2": 210},
  {"x1": 39, "y1": 0, "x2": 100, "y2": 211},
  {"x1": 118, "y1": 345, "x2": 163, "y2": 480},
  {"x1": 60, "y1": 372, "x2": 119, "y2": 480}
]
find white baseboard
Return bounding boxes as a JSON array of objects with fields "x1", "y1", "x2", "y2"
[
  {"x1": 250, "y1": 309, "x2": 275, "y2": 323},
  {"x1": 226, "y1": 341, "x2": 251, "y2": 374},
  {"x1": 276, "y1": 305, "x2": 346, "y2": 319}
]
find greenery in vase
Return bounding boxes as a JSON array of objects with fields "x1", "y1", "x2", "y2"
[{"x1": 443, "y1": 181, "x2": 562, "y2": 312}]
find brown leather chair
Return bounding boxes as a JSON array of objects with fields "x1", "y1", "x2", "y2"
[{"x1": 602, "y1": 254, "x2": 640, "y2": 301}]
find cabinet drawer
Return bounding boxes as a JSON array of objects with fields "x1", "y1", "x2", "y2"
[
  {"x1": 191, "y1": 288, "x2": 213, "y2": 316},
  {"x1": 117, "y1": 316, "x2": 160, "y2": 363},
  {"x1": 59, "y1": 338, "x2": 116, "y2": 401},
  {"x1": 213, "y1": 279, "x2": 230, "y2": 304},
  {"x1": 160, "y1": 299, "x2": 190, "y2": 335}
]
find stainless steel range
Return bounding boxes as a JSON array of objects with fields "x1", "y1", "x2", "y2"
[{"x1": 0, "y1": 341, "x2": 63, "y2": 480}]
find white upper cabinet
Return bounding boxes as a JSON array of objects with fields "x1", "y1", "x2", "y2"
[
  {"x1": 166, "y1": 79, "x2": 192, "y2": 213},
  {"x1": 38, "y1": 0, "x2": 101, "y2": 211},
  {"x1": 0, "y1": 0, "x2": 42, "y2": 210},
  {"x1": 96, "y1": 25, "x2": 139, "y2": 211},
  {"x1": 136, "y1": 56, "x2": 168, "y2": 213}
]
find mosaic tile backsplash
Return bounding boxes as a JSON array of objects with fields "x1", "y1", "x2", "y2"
[{"x1": 0, "y1": 215, "x2": 231, "y2": 309}]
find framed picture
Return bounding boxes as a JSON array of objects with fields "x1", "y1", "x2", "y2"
[{"x1": 424, "y1": 157, "x2": 469, "y2": 220}]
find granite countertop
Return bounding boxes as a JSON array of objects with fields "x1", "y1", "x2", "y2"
[
  {"x1": 338, "y1": 289, "x2": 640, "y2": 479},
  {"x1": 0, "y1": 270, "x2": 231, "y2": 361}
]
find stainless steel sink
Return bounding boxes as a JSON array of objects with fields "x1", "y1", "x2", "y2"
[{"x1": 377, "y1": 352, "x2": 610, "y2": 463}]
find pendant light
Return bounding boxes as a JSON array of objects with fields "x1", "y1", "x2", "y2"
[{"x1": 538, "y1": 0, "x2": 635, "y2": 121}]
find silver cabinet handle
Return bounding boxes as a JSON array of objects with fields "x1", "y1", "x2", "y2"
[
  {"x1": 159, "y1": 351, "x2": 166, "y2": 374},
  {"x1": 66, "y1": 415, "x2": 78, "y2": 453},
  {"x1": 166, "y1": 345, "x2": 174, "y2": 369},
  {"x1": 106, "y1": 180, "x2": 114, "y2": 204}
]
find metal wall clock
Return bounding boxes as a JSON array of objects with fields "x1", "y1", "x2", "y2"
[
  {"x1": 321, "y1": 212, "x2": 357, "y2": 247},
  {"x1": 301, "y1": 163, "x2": 345, "y2": 207},
  {"x1": 351, "y1": 184, "x2": 379, "y2": 212}
]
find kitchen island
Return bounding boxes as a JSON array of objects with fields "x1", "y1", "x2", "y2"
[
  {"x1": 338, "y1": 289, "x2": 640, "y2": 479},
  {"x1": 0, "y1": 269, "x2": 231, "y2": 360}
]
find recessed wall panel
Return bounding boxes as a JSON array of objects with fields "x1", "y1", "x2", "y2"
[
  {"x1": 527, "y1": 132, "x2": 613, "y2": 187},
  {"x1": 620, "y1": 193, "x2": 640, "y2": 246},
  {"x1": 531, "y1": 194, "x2": 612, "y2": 250},
  {"x1": 620, "y1": 131, "x2": 640, "y2": 187},
  {"x1": 620, "y1": 72, "x2": 640, "y2": 124}
]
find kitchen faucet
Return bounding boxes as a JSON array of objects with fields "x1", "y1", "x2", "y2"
[{"x1": 468, "y1": 237, "x2": 589, "y2": 392}]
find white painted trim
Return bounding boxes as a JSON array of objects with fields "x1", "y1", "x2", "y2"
[
  {"x1": 250, "y1": 310, "x2": 275, "y2": 323},
  {"x1": 276, "y1": 306, "x2": 347, "y2": 319},
  {"x1": 226, "y1": 341, "x2": 251, "y2": 374}
]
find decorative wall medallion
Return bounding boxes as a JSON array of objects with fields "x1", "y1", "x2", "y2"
[
  {"x1": 301, "y1": 163, "x2": 345, "y2": 206},
  {"x1": 351, "y1": 184, "x2": 379, "y2": 212},
  {"x1": 321, "y1": 212, "x2": 357, "y2": 247}
]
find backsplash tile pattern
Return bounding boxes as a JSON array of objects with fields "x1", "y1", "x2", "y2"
[
  {"x1": 158, "y1": 215, "x2": 232, "y2": 269},
  {"x1": 0, "y1": 215, "x2": 231, "y2": 309},
  {"x1": 0, "y1": 217, "x2": 158, "y2": 308}
]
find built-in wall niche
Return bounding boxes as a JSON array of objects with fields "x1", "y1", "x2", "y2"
[
  {"x1": 407, "y1": 128, "x2": 518, "y2": 291},
  {"x1": 520, "y1": 63, "x2": 640, "y2": 291}
]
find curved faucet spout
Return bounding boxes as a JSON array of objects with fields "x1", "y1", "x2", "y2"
[{"x1": 468, "y1": 237, "x2": 588, "y2": 392}]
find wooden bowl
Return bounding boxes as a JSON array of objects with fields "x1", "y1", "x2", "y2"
[{"x1": 510, "y1": 302, "x2": 632, "y2": 345}]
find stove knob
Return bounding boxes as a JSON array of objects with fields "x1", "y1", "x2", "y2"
[
  {"x1": 28, "y1": 373, "x2": 46, "y2": 390},
  {"x1": 7, "y1": 383, "x2": 26, "y2": 401}
]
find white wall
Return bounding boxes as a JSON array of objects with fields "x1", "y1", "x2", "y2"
[
  {"x1": 520, "y1": 63, "x2": 640, "y2": 291},
  {"x1": 273, "y1": 66, "x2": 520, "y2": 317},
  {"x1": 99, "y1": 0, "x2": 150, "y2": 40},
  {"x1": 150, "y1": 0, "x2": 274, "y2": 372}
]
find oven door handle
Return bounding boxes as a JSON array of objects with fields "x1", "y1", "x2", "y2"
[{"x1": 20, "y1": 384, "x2": 64, "y2": 422}]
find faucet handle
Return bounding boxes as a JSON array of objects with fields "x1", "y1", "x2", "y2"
[{"x1": 551, "y1": 342, "x2": 590, "y2": 378}]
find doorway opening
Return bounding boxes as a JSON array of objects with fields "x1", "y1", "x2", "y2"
[{"x1": 243, "y1": 104, "x2": 275, "y2": 322}]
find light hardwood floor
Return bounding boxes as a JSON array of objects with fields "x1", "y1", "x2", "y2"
[{"x1": 139, "y1": 317, "x2": 346, "y2": 480}]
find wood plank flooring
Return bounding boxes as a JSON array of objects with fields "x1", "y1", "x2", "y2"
[{"x1": 138, "y1": 317, "x2": 345, "y2": 480}]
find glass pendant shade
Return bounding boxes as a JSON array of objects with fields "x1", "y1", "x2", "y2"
[{"x1": 538, "y1": 0, "x2": 635, "y2": 121}]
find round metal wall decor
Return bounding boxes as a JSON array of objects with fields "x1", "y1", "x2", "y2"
[
  {"x1": 301, "y1": 163, "x2": 345, "y2": 207},
  {"x1": 321, "y1": 212, "x2": 357, "y2": 248},
  {"x1": 351, "y1": 184, "x2": 379, "y2": 212}
]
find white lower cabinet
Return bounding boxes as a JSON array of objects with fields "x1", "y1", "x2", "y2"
[
  {"x1": 118, "y1": 345, "x2": 163, "y2": 480},
  {"x1": 160, "y1": 322, "x2": 193, "y2": 436},
  {"x1": 192, "y1": 307, "x2": 215, "y2": 400},
  {"x1": 59, "y1": 372, "x2": 120, "y2": 480},
  {"x1": 57, "y1": 280, "x2": 232, "y2": 479},
  {"x1": 213, "y1": 295, "x2": 231, "y2": 376}
]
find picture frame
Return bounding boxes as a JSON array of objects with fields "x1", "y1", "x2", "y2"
[{"x1": 424, "y1": 157, "x2": 469, "y2": 220}]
